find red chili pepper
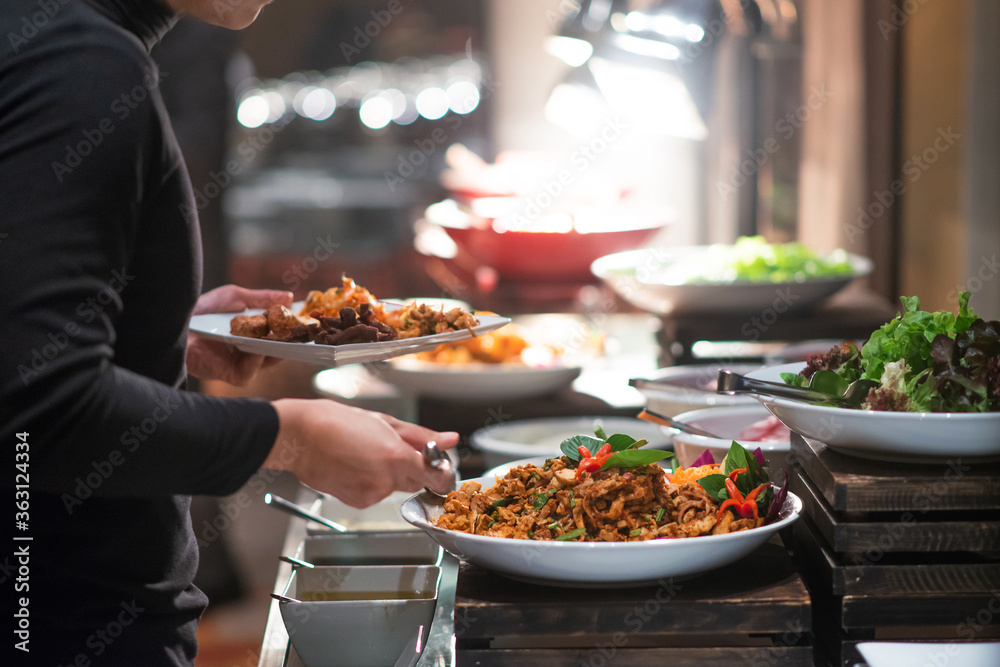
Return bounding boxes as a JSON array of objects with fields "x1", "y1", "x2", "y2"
[
  {"x1": 727, "y1": 468, "x2": 748, "y2": 482},
  {"x1": 717, "y1": 478, "x2": 769, "y2": 521},
  {"x1": 576, "y1": 443, "x2": 614, "y2": 479}
]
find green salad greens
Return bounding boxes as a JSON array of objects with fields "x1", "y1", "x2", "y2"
[
  {"x1": 653, "y1": 236, "x2": 855, "y2": 284},
  {"x1": 782, "y1": 292, "x2": 1000, "y2": 412}
]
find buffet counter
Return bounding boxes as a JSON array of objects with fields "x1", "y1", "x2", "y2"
[{"x1": 258, "y1": 489, "x2": 812, "y2": 667}]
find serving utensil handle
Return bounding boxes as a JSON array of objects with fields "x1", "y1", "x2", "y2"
[
  {"x1": 716, "y1": 370, "x2": 832, "y2": 404},
  {"x1": 264, "y1": 492, "x2": 348, "y2": 533}
]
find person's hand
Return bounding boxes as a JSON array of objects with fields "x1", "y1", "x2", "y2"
[
  {"x1": 186, "y1": 284, "x2": 293, "y2": 386},
  {"x1": 266, "y1": 399, "x2": 461, "y2": 508}
]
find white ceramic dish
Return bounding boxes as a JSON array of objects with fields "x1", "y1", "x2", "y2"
[
  {"x1": 669, "y1": 405, "x2": 793, "y2": 474},
  {"x1": 188, "y1": 301, "x2": 510, "y2": 367},
  {"x1": 591, "y1": 246, "x2": 872, "y2": 315},
  {"x1": 856, "y1": 641, "x2": 1000, "y2": 667},
  {"x1": 471, "y1": 416, "x2": 673, "y2": 471},
  {"x1": 630, "y1": 363, "x2": 763, "y2": 416},
  {"x1": 369, "y1": 358, "x2": 582, "y2": 403},
  {"x1": 746, "y1": 363, "x2": 1000, "y2": 462},
  {"x1": 279, "y1": 564, "x2": 439, "y2": 667},
  {"x1": 400, "y1": 475, "x2": 801, "y2": 587}
]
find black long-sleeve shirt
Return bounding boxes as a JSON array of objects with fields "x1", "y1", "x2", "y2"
[{"x1": 0, "y1": 1, "x2": 279, "y2": 663}]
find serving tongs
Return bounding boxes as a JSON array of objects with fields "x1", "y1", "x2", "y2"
[
  {"x1": 717, "y1": 370, "x2": 879, "y2": 409},
  {"x1": 263, "y1": 492, "x2": 349, "y2": 532}
]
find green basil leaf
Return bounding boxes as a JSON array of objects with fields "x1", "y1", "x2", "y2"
[
  {"x1": 594, "y1": 425, "x2": 609, "y2": 441},
  {"x1": 597, "y1": 449, "x2": 671, "y2": 471},
  {"x1": 606, "y1": 433, "x2": 637, "y2": 452},
  {"x1": 560, "y1": 435, "x2": 603, "y2": 461},
  {"x1": 723, "y1": 441, "x2": 748, "y2": 476},
  {"x1": 695, "y1": 474, "x2": 729, "y2": 502}
]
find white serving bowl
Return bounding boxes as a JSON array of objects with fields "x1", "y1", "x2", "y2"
[
  {"x1": 747, "y1": 363, "x2": 1000, "y2": 462},
  {"x1": 471, "y1": 416, "x2": 672, "y2": 471},
  {"x1": 668, "y1": 405, "x2": 793, "y2": 476},
  {"x1": 630, "y1": 364, "x2": 763, "y2": 417},
  {"x1": 279, "y1": 564, "x2": 439, "y2": 667},
  {"x1": 401, "y1": 479, "x2": 801, "y2": 587},
  {"x1": 591, "y1": 246, "x2": 872, "y2": 315}
]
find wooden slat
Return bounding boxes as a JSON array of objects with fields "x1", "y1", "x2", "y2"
[
  {"x1": 457, "y1": 646, "x2": 815, "y2": 667},
  {"x1": 841, "y1": 592, "x2": 1000, "y2": 630},
  {"x1": 791, "y1": 509, "x2": 1000, "y2": 596},
  {"x1": 453, "y1": 541, "x2": 810, "y2": 640},
  {"x1": 791, "y1": 467, "x2": 1000, "y2": 554},
  {"x1": 791, "y1": 435, "x2": 1000, "y2": 513}
]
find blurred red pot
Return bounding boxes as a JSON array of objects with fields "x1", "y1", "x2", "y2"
[{"x1": 422, "y1": 197, "x2": 668, "y2": 283}]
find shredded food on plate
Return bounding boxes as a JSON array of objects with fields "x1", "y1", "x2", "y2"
[{"x1": 435, "y1": 457, "x2": 762, "y2": 542}]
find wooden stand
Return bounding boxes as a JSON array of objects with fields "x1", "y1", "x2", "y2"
[
  {"x1": 788, "y1": 434, "x2": 1000, "y2": 667},
  {"x1": 453, "y1": 540, "x2": 813, "y2": 666}
]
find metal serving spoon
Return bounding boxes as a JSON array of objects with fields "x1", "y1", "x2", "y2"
[
  {"x1": 422, "y1": 440, "x2": 459, "y2": 498},
  {"x1": 637, "y1": 408, "x2": 724, "y2": 439},
  {"x1": 263, "y1": 492, "x2": 349, "y2": 532},
  {"x1": 717, "y1": 370, "x2": 879, "y2": 409}
]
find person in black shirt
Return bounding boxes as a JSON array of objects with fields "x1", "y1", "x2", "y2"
[{"x1": 0, "y1": 1, "x2": 458, "y2": 664}]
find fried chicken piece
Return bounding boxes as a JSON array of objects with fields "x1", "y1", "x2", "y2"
[
  {"x1": 230, "y1": 314, "x2": 269, "y2": 339},
  {"x1": 264, "y1": 305, "x2": 319, "y2": 342}
]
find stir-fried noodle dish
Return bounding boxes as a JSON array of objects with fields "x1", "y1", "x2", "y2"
[{"x1": 435, "y1": 429, "x2": 788, "y2": 543}]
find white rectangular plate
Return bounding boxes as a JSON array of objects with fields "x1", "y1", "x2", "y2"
[{"x1": 189, "y1": 301, "x2": 510, "y2": 367}]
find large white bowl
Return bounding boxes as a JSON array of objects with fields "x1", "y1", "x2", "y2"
[
  {"x1": 669, "y1": 405, "x2": 793, "y2": 475},
  {"x1": 591, "y1": 246, "x2": 872, "y2": 315},
  {"x1": 369, "y1": 358, "x2": 582, "y2": 403},
  {"x1": 471, "y1": 416, "x2": 672, "y2": 471},
  {"x1": 400, "y1": 476, "x2": 801, "y2": 587},
  {"x1": 631, "y1": 363, "x2": 763, "y2": 417},
  {"x1": 746, "y1": 363, "x2": 1000, "y2": 462}
]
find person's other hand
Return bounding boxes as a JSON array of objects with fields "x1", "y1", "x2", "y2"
[
  {"x1": 186, "y1": 285, "x2": 293, "y2": 386},
  {"x1": 266, "y1": 399, "x2": 461, "y2": 508}
]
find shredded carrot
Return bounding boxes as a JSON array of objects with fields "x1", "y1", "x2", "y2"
[{"x1": 666, "y1": 464, "x2": 722, "y2": 485}]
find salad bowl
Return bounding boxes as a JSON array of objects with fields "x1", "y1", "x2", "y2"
[{"x1": 746, "y1": 363, "x2": 1000, "y2": 462}]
